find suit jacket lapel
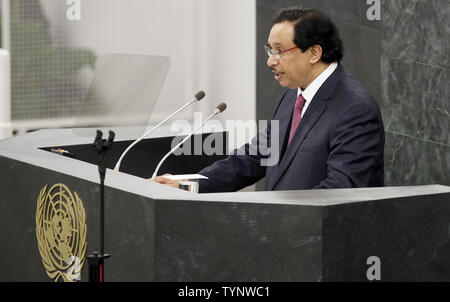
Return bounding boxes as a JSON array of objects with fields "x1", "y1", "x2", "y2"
[
  {"x1": 267, "y1": 64, "x2": 345, "y2": 190},
  {"x1": 267, "y1": 99, "x2": 327, "y2": 190},
  {"x1": 265, "y1": 89, "x2": 296, "y2": 189},
  {"x1": 277, "y1": 90, "x2": 297, "y2": 161}
]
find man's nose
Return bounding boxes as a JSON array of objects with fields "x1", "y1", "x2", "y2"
[{"x1": 267, "y1": 55, "x2": 278, "y2": 68}]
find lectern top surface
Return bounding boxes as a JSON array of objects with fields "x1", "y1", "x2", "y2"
[{"x1": 0, "y1": 128, "x2": 449, "y2": 207}]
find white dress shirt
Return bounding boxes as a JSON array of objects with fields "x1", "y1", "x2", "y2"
[{"x1": 297, "y1": 62, "x2": 338, "y2": 117}]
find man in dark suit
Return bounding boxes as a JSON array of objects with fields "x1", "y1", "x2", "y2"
[{"x1": 156, "y1": 7, "x2": 384, "y2": 192}]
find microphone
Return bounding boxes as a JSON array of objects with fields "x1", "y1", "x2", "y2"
[
  {"x1": 151, "y1": 102, "x2": 227, "y2": 179},
  {"x1": 113, "y1": 90, "x2": 206, "y2": 171}
]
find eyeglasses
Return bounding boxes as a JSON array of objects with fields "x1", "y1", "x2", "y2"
[{"x1": 264, "y1": 44, "x2": 299, "y2": 60}]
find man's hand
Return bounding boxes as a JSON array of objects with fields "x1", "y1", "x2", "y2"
[{"x1": 152, "y1": 174, "x2": 179, "y2": 188}]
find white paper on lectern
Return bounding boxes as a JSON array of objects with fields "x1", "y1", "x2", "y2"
[{"x1": 164, "y1": 174, "x2": 208, "y2": 180}]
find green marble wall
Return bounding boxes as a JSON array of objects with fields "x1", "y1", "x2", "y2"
[{"x1": 381, "y1": 0, "x2": 449, "y2": 185}]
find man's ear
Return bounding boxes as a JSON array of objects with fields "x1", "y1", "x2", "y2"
[{"x1": 309, "y1": 45, "x2": 323, "y2": 64}]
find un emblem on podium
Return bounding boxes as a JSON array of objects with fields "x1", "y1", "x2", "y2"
[{"x1": 36, "y1": 184, "x2": 87, "y2": 282}]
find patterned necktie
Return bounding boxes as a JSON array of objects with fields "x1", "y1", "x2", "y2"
[{"x1": 287, "y1": 94, "x2": 306, "y2": 147}]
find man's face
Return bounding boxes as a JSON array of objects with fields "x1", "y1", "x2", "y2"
[{"x1": 266, "y1": 21, "x2": 313, "y2": 89}]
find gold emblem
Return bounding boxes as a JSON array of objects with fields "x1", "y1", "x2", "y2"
[{"x1": 36, "y1": 184, "x2": 87, "y2": 282}]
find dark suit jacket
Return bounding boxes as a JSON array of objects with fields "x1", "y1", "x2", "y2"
[{"x1": 198, "y1": 64, "x2": 385, "y2": 192}]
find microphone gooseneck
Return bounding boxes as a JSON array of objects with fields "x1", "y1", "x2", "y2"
[
  {"x1": 151, "y1": 102, "x2": 227, "y2": 180},
  {"x1": 113, "y1": 90, "x2": 206, "y2": 172}
]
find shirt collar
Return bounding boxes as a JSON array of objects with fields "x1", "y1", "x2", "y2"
[{"x1": 297, "y1": 62, "x2": 338, "y2": 103}]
